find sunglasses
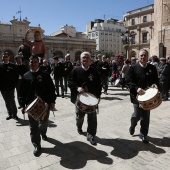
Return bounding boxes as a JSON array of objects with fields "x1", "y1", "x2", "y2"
[{"x1": 140, "y1": 54, "x2": 146, "y2": 57}]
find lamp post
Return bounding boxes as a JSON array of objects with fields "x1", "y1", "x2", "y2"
[{"x1": 120, "y1": 30, "x2": 132, "y2": 59}]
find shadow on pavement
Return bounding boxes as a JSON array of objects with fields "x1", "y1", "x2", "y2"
[
  {"x1": 101, "y1": 96, "x2": 123, "y2": 100},
  {"x1": 96, "y1": 136, "x2": 166, "y2": 159},
  {"x1": 16, "y1": 118, "x2": 57, "y2": 128},
  {"x1": 148, "y1": 136, "x2": 170, "y2": 147},
  {"x1": 16, "y1": 117, "x2": 29, "y2": 126},
  {"x1": 42, "y1": 137, "x2": 113, "y2": 169}
]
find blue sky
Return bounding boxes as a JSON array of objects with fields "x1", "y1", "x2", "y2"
[{"x1": 1, "y1": 0, "x2": 154, "y2": 35}]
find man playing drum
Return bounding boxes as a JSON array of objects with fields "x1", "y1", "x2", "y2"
[
  {"x1": 126, "y1": 49, "x2": 159, "y2": 144},
  {"x1": 68, "y1": 52, "x2": 102, "y2": 145},
  {"x1": 19, "y1": 55, "x2": 56, "y2": 156}
]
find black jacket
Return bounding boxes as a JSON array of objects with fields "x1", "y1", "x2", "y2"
[
  {"x1": 53, "y1": 62, "x2": 64, "y2": 79},
  {"x1": 0, "y1": 63, "x2": 19, "y2": 91},
  {"x1": 63, "y1": 61, "x2": 73, "y2": 77},
  {"x1": 19, "y1": 69, "x2": 56, "y2": 107},
  {"x1": 68, "y1": 66, "x2": 102, "y2": 104},
  {"x1": 126, "y1": 63, "x2": 159, "y2": 104}
]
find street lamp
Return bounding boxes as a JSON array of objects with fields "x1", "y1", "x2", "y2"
[{"x1": 120, "y1": 30, "x2": 132, "y2": 59}]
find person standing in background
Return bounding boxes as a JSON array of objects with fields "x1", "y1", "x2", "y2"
[
  {"x1": 63, "y1": 54, "x2": 73, "y2": 94},
  {"x1": 52, "y1": 56, "x2": 65, "y2": 98},
  {"x1": 0, "y1": 52, "x2": 19, "y2": 120},
  {"x1": 15, "y1": 54, "x2": 28, "y2": 109},
  {"x1": 18, "y1": 38, "x2": 31, "y2": 69}
]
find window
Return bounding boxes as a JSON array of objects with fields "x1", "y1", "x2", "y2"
[
  {"x1": 131, "y1": 35, "x2": 135, "y2": 44},
  {"x1": 143, "y1": 16, "x2": 147, "y2": 22},
  {"x1": 142, "y1": 33, "x2": 147, "y2": 43},
  {"x1": 131, "y1": 19, "x2": 135, "y2": 25}
]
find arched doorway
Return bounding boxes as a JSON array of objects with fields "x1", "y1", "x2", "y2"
[
  {"x1": 75, "y1": 51, "x2": 82, "y2": 63},
  {"x1": 131, "y1": 51, "x2": 136, "y2": 58}
]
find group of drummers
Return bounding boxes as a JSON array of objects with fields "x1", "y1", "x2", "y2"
[{"x1": 0, "y1": 28, "x2": 163, "y2": 157}]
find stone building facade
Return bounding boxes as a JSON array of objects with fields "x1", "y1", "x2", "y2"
[
  {"x1": 0, "y1": 17, "x2": 96, "y2": 63},
  {"x1": 150, "y1": 0, "x2": 170, "y2": 57},
  {"x1": 86, "y1": 19, "x2": 126, "y2": 57},
  {"x1": 123, "y1": 4, "x2": 154, "y2": 58}
]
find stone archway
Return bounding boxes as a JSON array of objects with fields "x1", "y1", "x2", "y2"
[
  {"x1": 75, "y1": 51, "x2": 82, "y2": 63},
  {"x1": 131, "y1": 51, "x2": 137, "y2": 58}
]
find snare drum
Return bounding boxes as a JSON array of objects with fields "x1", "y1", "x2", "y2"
[
  {"x1": 76, "y1": 92, "x2": 99, "y2": 113},
  {"x1": 25, "y1": 97, "x2": 48, "y2": 121},
  {"x1": 137, "y1": 88, "x2": 162, "y2": 110}
]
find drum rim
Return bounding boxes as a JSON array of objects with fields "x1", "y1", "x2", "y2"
[
  {"x1": 137, "y1": 88, "x2": 158, "y2": 102},
  {"x1": 77, "y1": 92, "x2": 98, "y2": 106}
]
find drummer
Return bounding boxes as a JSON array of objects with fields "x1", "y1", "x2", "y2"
[
  {"x1": 68, "y1": 52, "x2": 102, "y2": 145},
  {"x1": 126, "y1": 49, "x2": 159, "y2": 143},
  {"x1": 24, "y1": 29, "x2": 46, "y2": 64},
  {"x1": 18, "y1": 55, "x2": 56, "y2": 156}
]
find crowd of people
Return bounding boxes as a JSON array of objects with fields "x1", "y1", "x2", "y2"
[{"x1": 0, "y1": 28, "x2": 170, "y2": 157}]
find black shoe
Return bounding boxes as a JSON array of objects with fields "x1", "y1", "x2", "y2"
[
  {"x1": 140, "y1": 135, "x2": 149, "y2": 144},
  {"x1": 42, "y1": 135, "x2": 48, "y2": 141},
  {"x1": 87, "y1": 136, "x2": 97, "y2": 145},
  {"x1": 77, "y1": 128, "x2": 83, "y2": 135},
  {"x1": 129, "y1": 126, "x2": 135, "y2": 135},
  {"x1": 13, "y1": 115, "x2": 19, "y2": 120},
  {"x1": 6, "y1": 115, "x2": 13, "y2": 120},
  {"x1": 33, "y1": 146, "x2": 41, "y2": 156}
]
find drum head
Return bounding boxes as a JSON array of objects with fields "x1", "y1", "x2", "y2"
[
  {"x1": 138, "y1": 88, "x2": 158, "y2": 101},
  {"x1": 25, "y1": 97, "x2": 39, "y2": 112},
  {"x1": 78, "y1": 92, "x2": 98, "y2": 106}
]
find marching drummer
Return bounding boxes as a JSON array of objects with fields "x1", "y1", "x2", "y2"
[
  {"x1": 18, "y1": 55, "x2": 56, "y2": 156},
  {"x1": 24, "y1": 28, "x2": 46, "y2": 64},
  {"x1": 126, "y1": 49, "x2": 159, "y2": 144},
  {"x1": 68, "y1": 52, "x2": 102, "y2": 145}
]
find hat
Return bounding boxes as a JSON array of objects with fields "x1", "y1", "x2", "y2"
[{"x1": 53, "y1": 56, "x2": 58, "y2": 60}]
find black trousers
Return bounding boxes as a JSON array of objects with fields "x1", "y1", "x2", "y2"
[
  {"x1": 28, "y1": 109, "x2": 49, "y2": 147},
  {"x1": 54, "y1": 78, "x2": 64, "y2": 95},
  {"x1": 159, "y1": 81, "x2": 169, "y2": 99},
  {"x1": 1, "y1": 89, "x2": 17, "y2": 117},
  {"x1": 100, "y1": 75, "x2": 108, "y2": 92},
  {"x1": 16, "y1": 79, "x2": 22, "y2": 103},
  {"x1": 76, "y1": 106, "x2": 97, "y2": 136},
  {"x1": 131, "y1": 104, "x2": 150, "y2": 136}
]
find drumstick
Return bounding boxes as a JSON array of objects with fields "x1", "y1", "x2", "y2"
[{"x1": 52, "y1": 111, "x2": 55, "y2": 117}]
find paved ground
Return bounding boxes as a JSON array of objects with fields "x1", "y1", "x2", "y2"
[{"x1": 0, "y1": 85, "x2": 170, "y2": 170}]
